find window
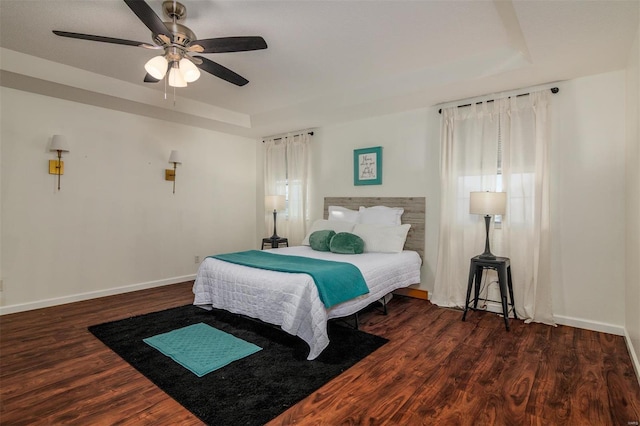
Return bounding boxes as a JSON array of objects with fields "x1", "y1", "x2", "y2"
[{"x1": 264, "y1": 133, "x2": 311, "y2": 244}]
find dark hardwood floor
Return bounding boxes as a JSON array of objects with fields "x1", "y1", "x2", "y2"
[{"x1": 1, "y1": 282, "x2": 639, "y2": 425}]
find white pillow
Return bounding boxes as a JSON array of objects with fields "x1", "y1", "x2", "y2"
[
  {"x1": 301, "y1": 219, "x2": 357, "y2": 245},
  {"x1": 328, "y1": 206, "x2": 360, "y2": 222},
  {"x1": 353, "y1": 223, "x2": 411, "y2": 253},
  {"x1": 358, "y1": 206, "x2": 404, "y2": 226}
]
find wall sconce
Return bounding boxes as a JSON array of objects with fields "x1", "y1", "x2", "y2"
[
  {"x1": 49, "y1": 135, "x2": 70, "y2": 191},
  {"x1": 165, "y1": 150, "x2": 182, "y2": 194}
]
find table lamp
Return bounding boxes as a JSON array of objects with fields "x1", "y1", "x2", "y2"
[
  {"x1": 265, "y1": 195, "x2": 286, "y2": 242},
  {"x1": 470, "y1": 191, "x2": 506, "y2": 259}
]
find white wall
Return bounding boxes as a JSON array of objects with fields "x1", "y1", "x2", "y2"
[
  {"x1": 310, "y1": 70, "x2": 628, "y2": 332},
  {"x1": 550, "y1": 71, "x2": 627, "y2": 330},
  {"x1": 0, "y1": 66, "x2": 632, "y2": 341},
  {"x1": 625, "y1": 20, "x2": 640, "y2": 374},
  {"x1": 311, "y1": 108, "x2": 442, "y2": 291},
  {"x1": 0, "y1": 87, "x2": 258, "y2": 312}
]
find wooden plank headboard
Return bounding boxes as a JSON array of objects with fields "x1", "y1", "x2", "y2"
[{"x1": 323, "y1": 197, "x2": 426, "y2": 260}]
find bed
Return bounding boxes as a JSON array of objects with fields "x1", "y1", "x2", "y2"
[{"x1": 193, "y1": 197, "x2": 425, "y2": 360}]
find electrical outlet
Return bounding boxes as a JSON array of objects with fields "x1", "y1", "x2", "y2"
[{"x1": 195, "y1": 255, "x2": 200, "y2": 264}]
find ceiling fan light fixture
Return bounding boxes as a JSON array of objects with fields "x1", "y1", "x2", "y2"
[
  {"x1": 179, "y1": 58, "x2": 200, "y2": 83},
  {"x1": 53, "y1": 0, "x2": 267, "y2": 90},
  {"x1": 168, "y1": 63, "x2": 187, "y2": 87},
  {"x1": 145, "y1": 55, "x2": 168, "y2": 79}
]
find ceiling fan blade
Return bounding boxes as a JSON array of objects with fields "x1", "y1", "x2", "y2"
[
  {"x1": 144, "y1": 73, "x2": 160, "y2": 83},
  {"x1": 123, "y1": 0, "x2": 173, "y2": 43},
  {"x1": 189, "y1": 36, "x2": 267, "y2": 54},
  {"x1": 193, "y1": 56, "x2": 249, "y2": 86},
  {"x1": 52, "y1": 30, "x2": 158, "y2": 49}
]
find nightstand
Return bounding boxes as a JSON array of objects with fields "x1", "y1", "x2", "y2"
[
  {"x1": 261, "y1": 237, "x2": 289, "y2": 249},
  {"x1": 462, "y1": 255, "x2": 517, "y2": 331}
]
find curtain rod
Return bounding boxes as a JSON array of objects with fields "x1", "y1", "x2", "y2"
[
  {"x1": 438, "y1": 87, "x2": 559, "y2": 114},
  {"x1": 262, "y1": 131, "x2": 314, "y2": 143}
]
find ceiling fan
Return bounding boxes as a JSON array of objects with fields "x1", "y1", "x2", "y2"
[{"x1": 52, "y1": 0, "x2": 267, "y2": 87}]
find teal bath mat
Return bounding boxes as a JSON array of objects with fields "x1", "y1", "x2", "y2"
[{"x1": 143, "y1": 322, "x2": 262, "y2": 377}]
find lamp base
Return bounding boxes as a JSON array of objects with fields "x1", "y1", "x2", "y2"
[
  {"x1": 479, "y1": 215, "x2": 497, "y2": 260},
  {"x1": 478, "y1": 252, "x2": 497, "y2": 260},
  {"x1": 270, "y1": 210, "x2": 279, "y2": 241}
]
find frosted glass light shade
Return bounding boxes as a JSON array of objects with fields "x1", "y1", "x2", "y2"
[
  {"x1": 179, "y1": 58, "x2": 201, "y2": 83},
  {"x1": 265, "y1": 195, "x2": 286, "y2": 211},
  {"x1": 145, "y1": 56, "x2": 168, "y2": 80},
  {"x1": 168, "y1": 65, "x2": 187, "y2": 87},
  {"x1": 50, "y1": 135, "x2": 70, "y2": 152},
  {"x1": 168, "y1": 150, "x2": 182, "y2": 164},
  {"x1": 470, "y1": 191, "x2": 506, "y2": 215}
]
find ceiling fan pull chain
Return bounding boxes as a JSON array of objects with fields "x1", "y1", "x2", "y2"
[{"x1": 164, "y1": 74, "x2": 168, "y2": 100}]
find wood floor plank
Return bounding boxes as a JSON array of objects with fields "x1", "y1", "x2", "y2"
[{"x1": 1, "y1": 282, "x2": 639, "y2": 425}]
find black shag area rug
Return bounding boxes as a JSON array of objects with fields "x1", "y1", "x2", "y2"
[{"x1": 89, "y1": 304, "x2": 387, "y2": 425}]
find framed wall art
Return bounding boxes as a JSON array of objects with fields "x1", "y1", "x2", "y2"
[{"x1": 354, "y1": 146, "x2": 382, "y2": 186}]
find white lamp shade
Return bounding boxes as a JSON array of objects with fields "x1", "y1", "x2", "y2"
[
  {"x1": 168, "y1": 150, "x2": 182, "y2": 164},
  {"x1": 168, "y1": 65, "x2": 187, "y2": 87},
  {"x1": 50, "y1": 135, "x2": 70, "y2": 152},
  {"x1": 470, "y1": 191, "x2": 506, "y2": 215},
  {"x1": 179, "y1": 58, "x2": 201, "y2": 83},
  {"x1": 265, "y1": 195, "x2": 286, "y2": 212},
  {"x1": 145, "y1": 56, "x2": 168, "y2": 80}
]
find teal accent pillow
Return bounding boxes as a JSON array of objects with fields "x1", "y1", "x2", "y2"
[
  {"x1": 329, "y1": 232, "x2": 365, "y2": 254},
  {"x1": 309, "y1": 230, "x2": 336, "y2": 251}
]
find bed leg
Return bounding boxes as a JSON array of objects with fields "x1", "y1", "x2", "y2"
[{"x1": 377, "y1": 294, "x2": 389, "y2": 315}]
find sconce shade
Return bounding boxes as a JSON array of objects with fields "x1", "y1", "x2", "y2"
[
  {"x1": 265, "y1": 195, "x2": 286, "y2": 212},
  {"x1": 168, "y1": 150, "x2": 182, "y2": 164},
  {"x1": 470, "y1": 191, "x2": 506, "y2": 215},
  {"x1": 145, "y1": 56, "x2": 168, "y2": 80},
  {"x1": 50, "y1": 135, "x2": 70, "y2": 152}
]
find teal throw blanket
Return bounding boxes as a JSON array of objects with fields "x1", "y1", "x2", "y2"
[{"x1": 210, "y1": 250, "x2": 369, "y2": 308}]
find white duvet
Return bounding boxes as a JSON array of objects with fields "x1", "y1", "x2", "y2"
[{"x1": 192, "y1": 246, "x2": 421, "y2": 359}]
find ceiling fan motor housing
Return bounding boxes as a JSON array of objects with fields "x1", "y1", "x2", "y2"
[
  {"x1": 152, "y1": 1, "x2": 195, "y2": 48},
  {"x1": 155, "y1": 21, "x2": 196, "y2": 48}
]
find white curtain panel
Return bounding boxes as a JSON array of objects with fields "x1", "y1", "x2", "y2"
[
  {"x1": 264, "y1": 133, "x2": 311, "y2": 245},
  {"x1": 432, "y1": 102, "x2": 500, "y2": 309},
  {"x1": 501, "y1": 92, "x2": 553, "y2": 325},
  {"x1": 432, "y1": 91, "x2": 554, "y2": 325}
]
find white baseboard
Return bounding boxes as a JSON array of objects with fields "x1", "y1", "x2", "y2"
[
  {"x1": 553, "y1": 314, "x2": 626, "y2": 336},
  {"x1": 624, "y1": 329, "x2": 640, "y2": 387},
  {"x1": 477, "y1": 300, "x2": 626, "y2": 336},
  {"x1": 0, "y1": 275, "x2": 196, "y2": 316}
]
